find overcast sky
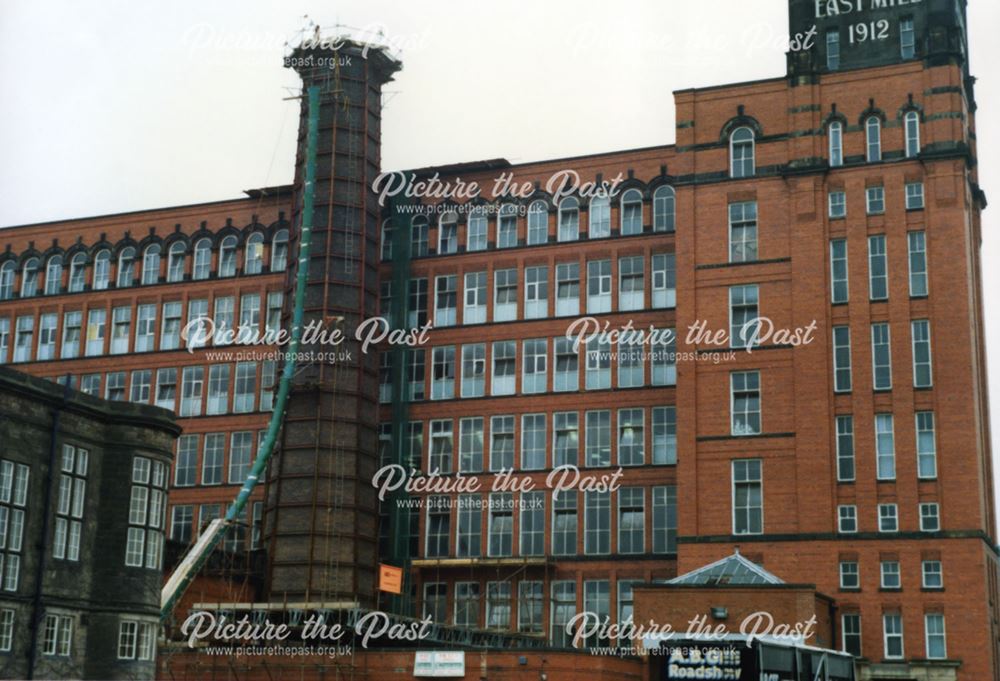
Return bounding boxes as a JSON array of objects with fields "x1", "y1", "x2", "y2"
[{"x1": 2, "y1": 0, "x2": 1000, "y2": 523}]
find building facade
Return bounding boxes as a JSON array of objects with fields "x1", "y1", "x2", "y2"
[
  {"x1": 0, "y1": 0, "x2": 997, "y2": 679},
  {"x1": 0, "y1": 366, "x2": 178, "y2": 679}
]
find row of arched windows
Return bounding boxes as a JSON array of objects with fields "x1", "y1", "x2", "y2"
[{"x1": 0, "y1": 229, "x2": 289, "y2": 301}]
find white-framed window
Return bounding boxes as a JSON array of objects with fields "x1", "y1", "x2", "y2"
[
  {"x1": 916, "y1": 411, "x2": 937, "y2": 479},
  {"x1": 407, "y1": 278, "x2": 428, "y2": 328},
  {"x1": 429, "y1": 419, "x2": 453, "y2": 473},
  {"x1": 486, "y1": 580, "x2": 511, "y2": 629},
  {"x1": 201, "y1": 434, "x2": 224, "y2": 485},
  {"x1": 878, "y1": 503, "x2": 899, "y2": 532},
  {"x1": 883, "y1": 614, "x2": 904, "y2": 659},
  {"x1": 141, "y1": 244, "x2": 160, "y2": 285},
  {"x1": 729, "y1": 284, "x2": 759, "y2": 349},
  {"x1": 93, "y1": 249, "x2": 110, "y2": 289},
  {"x1": 618, "y1": 409, "x2": 644, "y2": 466},
  {"x1": 160, "y1": 301, "x2": 182, "y2": 350},
  {"x1": 554, "y1": 337, "x2": 578, "y2": 392},
  {"x1": 117, "y1": 619, "x2": 156, "y2": 661},
  {"x1": 904, "y1": 110, "x2": 920, "y2": 158},
  {"x1": 463, "y1": 271, "x2": 487, "y2": 324},
  {"x1": 521, "y1": 414, "x2": 546, "y2": 470},
  {"x1": 179, "y1": 366, "x2": 204, "y2": 417},
  {"x1": 109, "y1": 306, "x2": 131, "y2": 355},
  {"x1": 20, "y1": 257, "x2": 39, "y2": 297},
  {"x1": 652, "y1": 253, "x2": 676, "y2": 309},
  {"x1": 653, "y1": 186, "x2": 675, "y2": 232},
  {"x1": 406, "y1": 349, "x2": 426, "y2": 401},
  {"x1": 905, "y1": 181, "x2": 925, "y2": 210},
  {"x1": 652, "y1": 485, "x2": 678, "y2": 553},
  {"x1": 871, "y1": 323, "x2": 892, "y2": 390},
  {"x1": 829, "y1": 190, "x2": 846, "y2": 218},
  {"x1": 908, "y1": 231, "x2": 928, "y2": 296},
  {"x1": 652, "y1": 406, "x2": 677, "y2": 465},
  {"x1": 271, "y1": 229, "x2": 288, "y2": 272},
  {"x1": 875, "y1": 413, "x2": 895, "y2": 480},
  {"x1": 219, "y1": 236, "x2": 238, "y2": 277},
  {"x1": 494, "y1": 269, "x2": 518, "y2": 321},
  {"x1": 920, "y1": 502, "x2": 940, "y2": 532},
  {"x1": 585, "y1": 337, "x2": 611, "y2": 390},
  {"x1": 840, "y1": 561, "x2": 859, "y2": 589},
  {"x1": 586, "y1": 260, "x2": 611, "y2": 313},
  {"x1": 731, "y1": 371, "x2": 761, "y2": 435},
  {"x1": 438, "y1": 212, "x2": 459, "y2": 254},
  {"x1": 618, "y1": 256, "x2": 644, "y2": 311},
  {"x1": 652, "y1": 328, "x2": 677, "y2": 387},
  {"x1": 866, "y1": 116, "x2": 882, "y2": 162},
  {"x1": 461, "y1": 343, "x2": 486, "y2": 398},
  {"x1": 842, "y1": 614, "x2": 862, "y2": 656},
  {"x1": 900, "y1": 17, "x2": 916, "y2": 58},
  {"x1": 85, "y1": 308, "x2": 106, "y2": 356},
  {"x1": 522, "y1": 339, "x2": 548, "y2": 394},
  {"x1": 105, "y1": 371, "x2": 126, "y2": 401},
  {"x1": 618, "y1": 487, "x2": 644, "y2": 554},
  {"x1": 134, "y1": 304, "x2": 156, "y2": 352},
  {"x1": 833, "y1": 326, "x2": 852, "y2": 392},
  {"x1": 527, "y1": 201, "x2": 548, "y2": 245},
  {"x1": 434, "y1": 275, "x2": 457, "y2": 327},
  {"x1": 553, "y1": 412, "x2": 579, "y2": 468},
  {"x1": 456, "y1": 494, "x2": 481, "y2": 557},
  {"x1": 60, "y1": 311, "x2": 81, "y2": 359},
  {"x1": 729, "y1": 201, "x2": 758, "y2": 262},
  {"x1": 0, "y1": 261, "x2": 14, "y2": 300},
  {"x1": 585, "y1": 410, "x2": 611, "y2": 468},
  {"x1": 826, "y1": 29, "x2": 840, "y2": 70},
  {"x1": 467, "y1": 210, "x2": 488, "y2": 251},
  {"x1": 922, "y1": 560, "x2": 943, "y2": 589},
  {"x1": 167, "y1": 242, "x2": 186, "y2": 282},
  {"x1": 491, "y1": 341, "x2": 516, "y2": 396},
  {"x1": 925, "y1": 614, "x2": 946, "y2": 659},
  {"x1": 174, "y1": 435, "x2": 198, "y2": 487},
  {"x1": 583, "y1": 491, "x2": 611, "y2": 555},
  {"x1": 37, "y1": 312, "x2": 58, "y2": 361},
  {"x1": 558, "y1": 197, "x2": 579, "y2": 242},
  {"x1": 524, "y1": 266, "x2": 548, "y2": 318},
  {"x1": 836, "y1": 415, "x2": 855, "y2": 481},
  {"x1": 732, "y1": 459, "x2": 763, "y2": 535},
  {"x1": 912, "y1": 319, "x2": 932, "y2": 387},
  {"x1": 425, "y1": 496, "x2": 449, "y2": 558},
  {"x1": 489, "y1": 416, "x2": 515, "y2": 472},
  {"x1": 44, "y1": 255, "x2": 62, "y2": 295},
  {"x1": 838, "y1": 505, "x2": 858, "y2": 533},
  {"x1": 454, "y1": 581, "x2": 479, "y2": 627},
  {"x1": 517, "y1": 579, "x2": 544, "y2": 632},
  {"x1": 411, "y1": 216, "x2": 429, "y2": 257},
  {"x1": 125, "y1": 456, "x2": 167, "y2": 569},
  {"x1": 0, "y1": 609, "x2": 13, "y2": 652},
  {"x1": 550, "y1": 581, "x2": 576, "y2": 646},
  {"x1": 618, "y1": 331, "x2": 644, "y2": 388},
  {"x1": 42, "y1": 614, "x2": 73, "y2": 656},
  {"x1": 154, "y1": 368, "x2": 177, "y2": 411},
  {"x1": 555, "y1": 263, "x2": 580, "y2": 316},
  {"x1": 0, "y1": 459, "x2": 29, "y2": 591},
  {"x1": 620, "y1": 189, "x2": 643, "y2": 235},
  {"x1": 192, "y1": 238, "x2": 212, "y2": 280},
  {"x1": 80, "y1": 374, "x2": 100, "y2": 396},
  {"x1": 880, "y1": 560, "x2": 901, "y2": 589},
  {"x1": 68, "y1": 252, "x2": 86, "y2": 292},
  {"x1": 431, "y1": 346, "x2": 456, "y2": 400},
  {"x1": 117, "y1": 247, "x2": 135, "y2": 287},
  {"x1": 868, "y1": 235, "x2": 888, "y2": 300},
  {"x1": 243, "y1": 232, "x2": 264, "y2": 274},
  {"x1": 730, "y1": 127, "x2": 755, "y2": 178},
  {"x1": 829, "y1": 120, "x2": 843, "y2": 165},
  {"x1": 488, "y1": 493, "x2": 513, "y2": 557},
  {"x1": 498, "y1": 204, "x2": 518, "y2": 248},
  {"x1": 589, "y1": 195, "x2": 611, "y2": 239},
  {"x1": 866, "y1": 186, "x2": 885, "y2": 215},
  {"x1": 0, "y1": 318, "x2": 8, "y2": 364},
  {"x1": 552, "y1": 494, "x2": 578, "y2": 557},
  {"x1": 233, "y1": 361, "x2": 256, "y2": 413}
]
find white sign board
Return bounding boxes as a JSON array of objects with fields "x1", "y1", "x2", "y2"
[{"x1": 413, "y1": 650, "x2": 466, "y2": 677}]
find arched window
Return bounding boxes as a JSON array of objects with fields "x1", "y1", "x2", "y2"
[
  {"x1": 219, "y1": 236, "x2": 238, "y2": 277},
  {"x1": 829, "y1": 121, "x2": 843, "y2": 167},
  {"x1": 438, "y1": 213, "x2": 458, "y2": 254},
  {"x1": 558, "y1": 197, "x2": 579, "y2": 242},
  {"x1": 527, "y1": 201, "x2": 548, "y2": 245},
  {"x1": 866, "y1": 116, "x2": 882, "y2": 162},
  {"x1": 497, "y1": 204, "x2": 518, "y2": 248},
  {"x1": 193, "y1": 238, "x2": 212, "y2": 280},
  {"x1": 271, "y1": 229, "x2": 289, "y2": 272},
  {"x1": 730, "y1": 127, "x2": 755, "y2": 178},
  {"x1": 117, "y1": 247, "x2": 135, "y2": 287},
  {"x1": 589, "y1": 195, "x2": 610, "y2": 238},
  {"x1": 0, "y1": 261, "x2": 14, "y2": 300},
  {"x1": 620, "y1": 189, "x2": 643, "y2": 236},
  {"x1": 93, "y1": 250, "x2": 110, "y2": 290},
  {"x1": 141, "y1": 244, "x2": 161, "y2": 285},
  {"x1": 380, "y1": 221, "x2": 393, "y2": 261},
  {"x1": 45, "y1": 255, "x2": 63, "y2": 295},
  {"x1": 167, "y1": 242, "x2": 186, "y2": 282},
  {"x1": 21, "y1": 257, "x2": 39, "y2": 297},
  {"x1": 904, "y1": 111, "x2": 920, "y2": 158},
  {"x1": 653, "y1": 186, "x2": 676, "y2": 233},
  {"x1": 245, "y1": 232, "x2": 264, "y2": 274},
  {"x1": 68, "y1": 253, "x2": 87, "y2": 292}
]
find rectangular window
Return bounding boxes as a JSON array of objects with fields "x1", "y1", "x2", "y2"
[
  {"x1": 550, "y1": 581, "x2": 576, "y2": 647},
  {"x1": 618, "y1": 256, "x2": 644, "y2": 310},
  {"x1": 518, "y1": 580, "x2": 543, "y2": 633},
  {"x1": 871, "y1": 323, "x2": 892, "y2": 390},
  {"x1": 830, "y1": 239, "x2": 849, "y2": 304},
  {"x1": 528, "y1": 204, "x2": 548, "y2": 244},
  {"x1": 729, "y1": 201, "x2": 758, "y2": 263},
  {"x1": 233, "y1": 361, "x2": 256, "y2": 413},
  {"x1": 456, "y1": 494, "x2": 481, "y2": 557},
  {"x1": 42, "y1": 614, "x2": 73, "y2": 656},
  {"x1": 584, "y1": 491, "x2": 610, "y2": 555},
  {"x1": 618, "y1": 332, "x2": 644, "y2": 388},
  {"x1": 459, "y1": 417, "x2": 484, "y2": 473},
  {"x1": 80, "y1": 374, "x2": 101, "y2": 396},
  {"x1": 842, "y1": 614, "x2": 862, "y2": 656},
  {"x1": 155, "y1": 368, "x2": 177, "y2": 411},
  {"x1": 85, "y1": 308, "x2": 105, "y2": 356},
  {"x1": 522, "y1": 339, "x2": 548, "y2": 394},
  {"x1": 908, "y1": 231, "x2": 928, "y2": 296},
  {"x1": 0, "y1": 318, "x2": 8, "y2": 364},
  {"x1": 585, "y1": 410, "x2": 611, "y2": 468},
  {"x1": 175, "y1": 435, "x2": 198, "y2": 487},
  {"x1": 583, "y1": 581, "x2": 610, "y2": 647},
  {"x1": 838, "y1": 505, "x2": 858, "y2": 533},
  {"x1": 0, "y1": 461, "x2": 29, "y2": 589},
  {"x1": 880, "y1": 560, "x2": 901, "y2": 589},
  {"x1": 60, "y1": 311, "x2": 82, "y2": 359},
  {"x1": 876, "y1": 414, "x2": 896, "y2": 480},
  {"x1": 552, "y1": 492, "x2": 577, "y2": 556},
  {"x1": 467, "y1": 212, "x2": 488, "y2": 252},
  {"x1": 125, "y1": 456, "x2": 167, "y2": 569},
  {"x1": 407, "y1": 349, "x2": 425, "y2": 401},
  {"x1": 228, "y1": 432, "x2": 253, "y2": 483},
  {"x1": 486, "y1": 581, "x2": 511, "y2": 630},
  {"x1": 554, "y1": 337, "x2": 579, "y2": 392},
  {"x1": 651, "y1": 253, "x2": 676, "y2": 309},
  {"x1": 840, "y1": 561, "x2": 859, "y2": 589},
  {"x1": 498, "y1": 208, "x2": 518, "y2": 248},
  {"x1": 878, "y1": 503, "x2": 899, "y2": 532},
  {"x1": 920, "y1": 502, "x2": 940, "y2": 532},
  {"x1": 912, "y1": 320, "x2": 932, "y2": 388},
  {"x1": 488, "y1": 493, "x2": 513, "y2": 557},
  {"x1": 461, "y1": 343, "x2": 485, "y2": 398},
  {"x1": 900, "y1": 17, "x2": 915, "y2": 58},
  {"x1": 652, "y1": 406, "x2": 677, "y2": 465},
  {"x1": 134, "y1": 304, "x2": 156, "y2": 352},
  {"x1": 555, "y1": 263, "x2": 580, "y2": 316},
  {"x1": 212, "y1": 296, "x2": 234, "y2": 346},
  {"x1": 429, "y1": 420, "x2": 453, "y2": 474},
  {"x1": 651, "y1": 328, "x2": 677, "y2": 387},
  {"x1": 521, "y1": 414, "x2": 546, "y2": 470},
  {"x1": 916, "y1": 411, "x2": 937, "y2": 479},
  {"x1": 201, "y1": 433, "x2": 225, "y2": 485},
  {"x1": 731, "y1": 371, "x2": 761, "y2": 436},
  {"x1": 833, "y1": 326, "x2": 852, "y2": 392},
  {"x1": 406, "y1": 422, "x2": 424, "y2": 471},
  {"x1": 117, "y1": 619, "x2": 156, "y2": 661},
  {"x1": 836, "y1": 415, "x2": 855, "y2": 481},
  {"x1": 489, "y1": 416, "x2": 515, "y2": 471},
  {"x1": 425, "y1": 495, "x2": 449, "y2": 558},
  {"x1": 586, "y1": 260, "x2": 611, "y2": 313},
  {"x1": 922, "y1": 560, "x2": 943, "y2": 589},
  {"x1": 553, "y1": 412, "x2": 579, "y2": 468},
  {"x1": 826, "y1": 28, "x2": 840, "y2": 69},
  {"x1": 618, "y1": 487, "x2": 644, "y2": 554},
  {"x1": 206, "y1": 364, "x2": 230, "y2": 415},
  {"x1": 729, "y1": 285, "x2": 759, "y2": 349},
  {"x1": 491, "y1": 341, "x2": 516, "y2": 396},
  {"x1": 463, "y1": 272, "x2": 487, "y2": 324},
  {"x1": 260, "y1": 359, "x2": 276, "y2": 411},
  {"x1": 454, "y1": 582, "x2": 479, "y2": 628},
  {"x1": 439, "y1": 218, "x2": 458, "y2": 254},
  {"x1": 422, "y1": 585, "x2": 447, "y2": 625},
  {"x1": 265, "y1": 292, "x2": 282, "y2": 335},
  {"x1": 520, "y1": 491, "x2": 544, "y2": 556},
  {"x1": 905, "y1": 181, "x2": 925, "y2": 210},
  {"x1": 493, "y1": 269, "x2": 518, "y2": 321},
  {"x1": 159, "y1": 302, "x2": 182, "y2": 350},
  {"x1": 411, "y1": 220, "x2": 429, "y2": 257},
  {"x1": 407, "y1": 278, "x2": 428, "y2": 328},
  {"x1": 866, "y1": 186, "x2": 885, "y2": 215},
  {"x1": 130, "y1": 369, "x2": 151, "y2": 403},
  {"x1": 829, "y1": 191, "x2": 846, "y2": 219},
  {"x1": 733, "y1": 459, "x2": 763, "y2": 535},
  {"x1": 431, "y1": 346, "x2": 455, "y2": 400},
  {"x1": 585, "y1": 337, "x2": 611, "y2": 389},
  {"x1": 179, "y1": 366, "x2": 204, "y2": 417},
  {"x1": 524, "y1": 266, "x2": 548, "y2": 319},
  {"x1": 925, "y1": 614, "x2": 946, "y2": 659},
  {"x1": 0, "y1": 609, "x2": 13, "y2": 652},
  {"x1": 434, "y1": 275, "x2": 457, "y2": 327},
  {"x1": 883, "y1": 614, "x2": 904, "y2": 659},
  {"x1": 37, "y1": 312, "x2": 58, "y2": 361},
  {"x1": 618, "y1": 409, "x2": 644, "y2": 466},
  {"x1": 652, "y1": 485, "x2": 677, "y2": 553},
  {"x1": 105, "y1": 371, "x2": 126, "y2": 401}
]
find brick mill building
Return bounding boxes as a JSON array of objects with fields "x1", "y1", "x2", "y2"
[{"x1": 0, "y1": 0, "x2": 998, "y2": 679}]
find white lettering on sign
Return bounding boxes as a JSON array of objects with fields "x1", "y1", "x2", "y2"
[{"x1": 815, "y1": 0, "x2": 922, "y2": 19}]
